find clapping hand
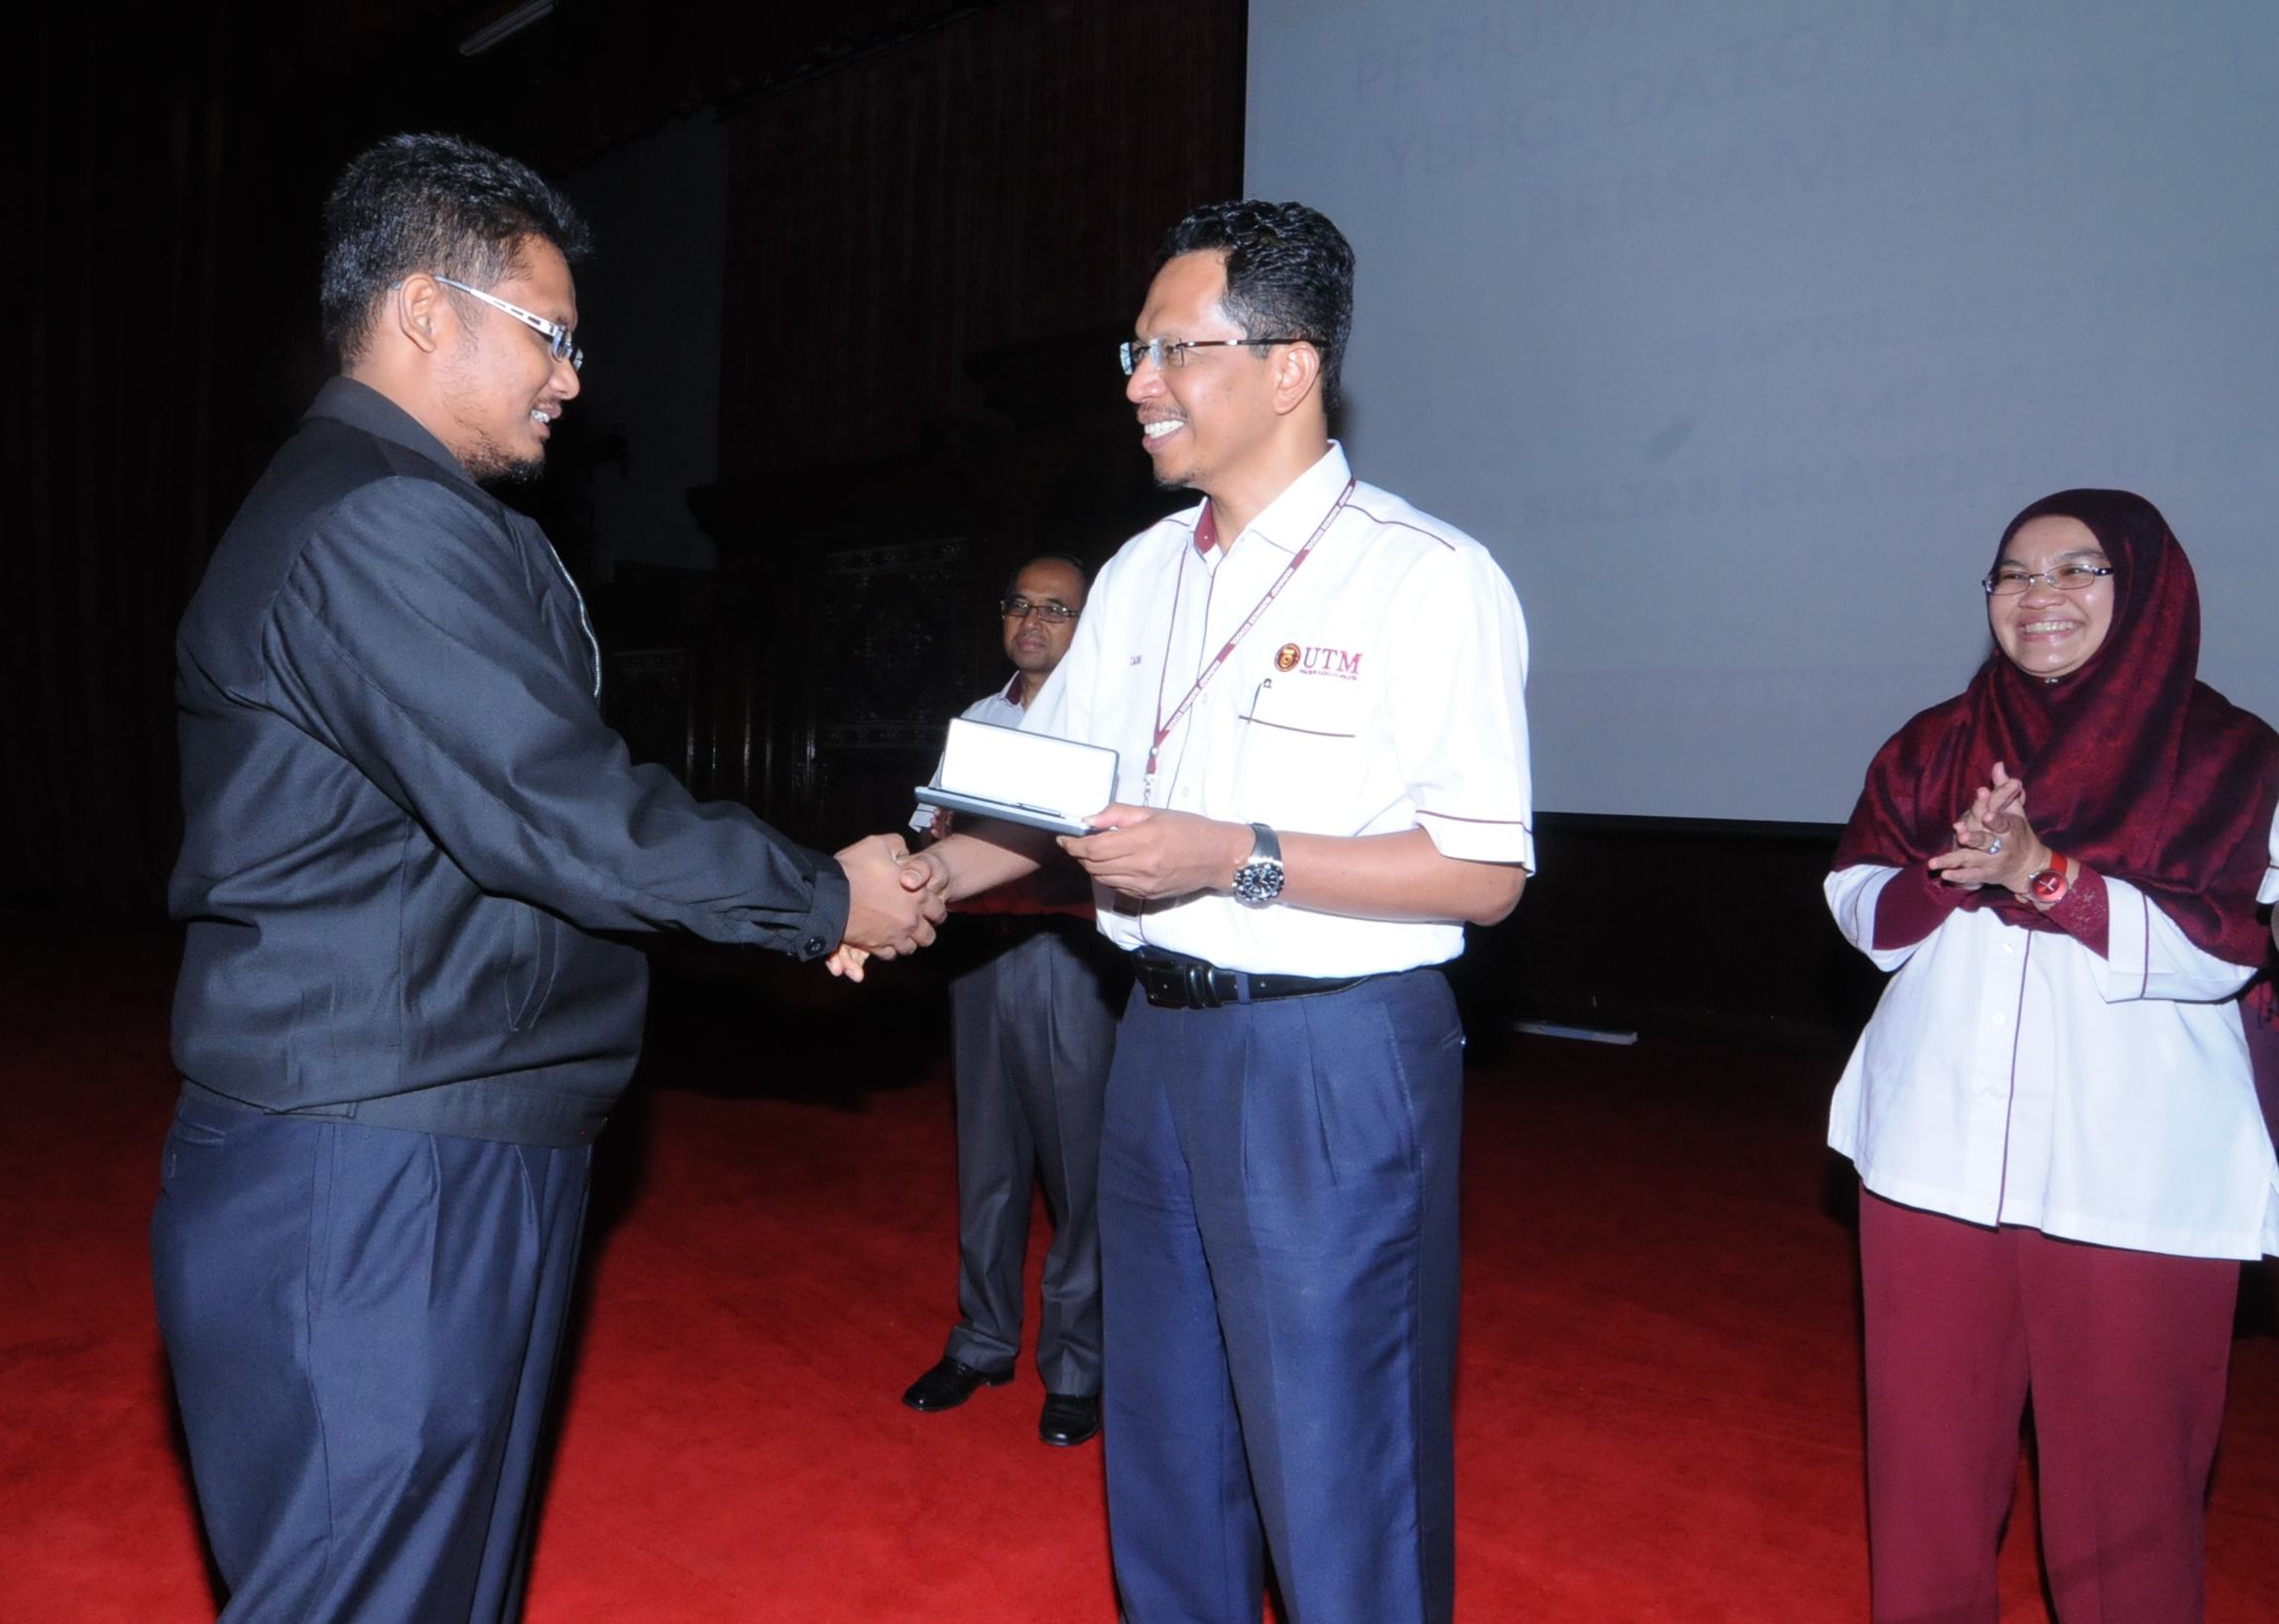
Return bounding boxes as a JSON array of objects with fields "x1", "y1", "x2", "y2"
[
  {"x1": 826, "y1": 844, "x2": 950, "y2": 982},
  {"x1": 1929, "y1": 761, "x2": 2052, "y2": 893}
]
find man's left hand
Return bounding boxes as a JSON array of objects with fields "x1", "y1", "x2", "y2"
[{"x1": 1058, "y1": 804, "x2": 1251, "y2": 901}]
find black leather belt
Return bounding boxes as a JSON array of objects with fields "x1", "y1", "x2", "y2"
[{"x1": 1132, "y1": 949, "x2": 1369, "y2": 1009}]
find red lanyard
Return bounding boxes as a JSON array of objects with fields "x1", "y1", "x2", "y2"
[{"x1": 1144, "y1": 478, "x2": 1356, "y2": 800}]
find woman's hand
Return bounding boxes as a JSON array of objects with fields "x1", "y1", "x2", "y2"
[{"x1": 1928, "y1": 761, "x2": 2054, "y2": 894}]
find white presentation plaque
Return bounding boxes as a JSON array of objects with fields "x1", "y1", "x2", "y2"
[{"x1": 913, "y1": 718, "x2": 1120, "y2": 837}]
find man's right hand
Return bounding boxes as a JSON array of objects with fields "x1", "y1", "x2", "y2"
[
  {"x1": 827, "y1": 831, "x2": 1045, "y2": 979},
  {"x1": 829, "y1": 849, "x2": 953, "y2": 981},
  {"x1": 835, "y1": 834, "x2": 949, "y2": 967}
]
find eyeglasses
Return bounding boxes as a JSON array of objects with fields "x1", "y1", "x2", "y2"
[
  {"x1": 1982, "y1": 562, "x2": 2113, "y2": 596},
  {"x1": 1001, "y1": 598, "x2": 1080, "y2": 624},
  {"x1": 433, "y1": 276, "x2": 584, "y2": 371},
  {"x1": 1118, "y1": 334, "x2": 1314, "y2": 376}
]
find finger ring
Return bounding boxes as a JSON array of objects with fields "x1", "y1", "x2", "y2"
[{"x1": 1987, "y1": 838, "x2": 2002, "y2": 856}]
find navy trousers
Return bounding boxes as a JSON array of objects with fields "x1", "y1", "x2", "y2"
[
  {"x1": 944, "y1": 922, "x2": 1123, "y2": 1394},
  {"x1": 150, "y1": 1088, "x2": 591, "y2": 1624},
  {"x1": 1100, "y1": 968, "x2": 1466, "y2": 1624}
]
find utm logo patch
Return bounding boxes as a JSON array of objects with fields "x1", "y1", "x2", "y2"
[{"x1": 1288, "y1": 644, "x2": 1364, "y2": 680}]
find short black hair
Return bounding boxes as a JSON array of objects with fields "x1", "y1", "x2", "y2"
[
  {"x1": 1003, "y1": 553, "x2": 1091, "y2": 601},
  {"x1": 1155, "y1": 199, "x2": 1355, "y2": 410},
  {"x1": 320, "y1": 132, "x2": 592, "y2": 359}
]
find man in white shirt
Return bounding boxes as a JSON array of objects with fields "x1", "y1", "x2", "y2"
[
  {"x1": 900, "y1": 556, "x2": 1125, "y2": 1449},
  {"x1": 881, "y1": 201, "x2": 1533, "y2": 1624}
]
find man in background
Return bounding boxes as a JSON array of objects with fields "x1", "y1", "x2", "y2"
[
  {"x1": 155, "y1": 132, "x2": 939, "y2": 1624},
  {"x1": 883, "y1": 200, "x2": 1533, "y2": 1624},
  {"x1": 901, "y1": 555, "x2": 1125, "y2": 1448}
]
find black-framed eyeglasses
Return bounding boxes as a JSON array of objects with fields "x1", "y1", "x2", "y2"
[
  {"x1": 1118, "y1": 334, "x2": 1315, "y2": 376},
  {"x1": 434, "y1": 276, "x2": 584, "y2": 371},
  {"x1": 1982, "y1": 562, "x2": 2113, "y2": 597},
  {"x1": 1001, "y1": 598, "x2": 1080, "y2": 624}
]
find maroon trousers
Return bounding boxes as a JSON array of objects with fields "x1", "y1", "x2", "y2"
[{"x1": 1859, "y1": 1190, "x2": 2238, "y2": 1624}]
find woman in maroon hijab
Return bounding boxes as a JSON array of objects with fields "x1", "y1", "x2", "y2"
[{"x1": 1825, "y1": 490, "x2": 2279, "y2": 1623}]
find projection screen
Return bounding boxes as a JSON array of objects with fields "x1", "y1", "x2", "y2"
[{"x1": 1247, "y1": 0, "x2": 2279, "y2": 822}]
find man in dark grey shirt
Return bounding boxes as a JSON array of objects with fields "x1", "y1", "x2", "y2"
[{"x1": 153, "y1": 133, "x2": 941, "y2": 1624}]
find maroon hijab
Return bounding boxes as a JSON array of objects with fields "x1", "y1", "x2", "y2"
[{"x1": 1835, "y1": 489, "x2": 2279, "y2": 967}]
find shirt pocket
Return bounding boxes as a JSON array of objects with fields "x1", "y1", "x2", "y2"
[{"x1": 1237, "y1": 676, "x2": 1367, "y2": 826}]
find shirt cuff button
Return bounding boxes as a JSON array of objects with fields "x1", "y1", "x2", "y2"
[{"x1": 805, "y1": 936, "x2": 826, "y2": 957}]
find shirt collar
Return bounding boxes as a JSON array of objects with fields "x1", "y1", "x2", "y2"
[
  {"x1": 1003, "y1": 672, "x2": 1025, "y2": 705},
  {"x1": 1194, "y1": 441, "x2": 1353, "y2": 558},
  {"x1": 304, "y1": 376, "x2": 479, "y2": 490}
]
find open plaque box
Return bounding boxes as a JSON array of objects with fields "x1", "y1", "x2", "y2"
[{"x1": 914, "y1": 718, "x2": 1120, "y2": 837}]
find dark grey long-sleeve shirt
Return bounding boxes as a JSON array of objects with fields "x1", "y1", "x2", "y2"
[{"x1": 170, "y1": 378, "x2": 848, "y2": 1145}]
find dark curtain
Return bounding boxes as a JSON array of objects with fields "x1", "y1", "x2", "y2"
[
  {"x1": 721, "y1": 0, "x2": 1247, "y2": 482},
  {"x1": 1, "y1": 0, "x2": 1245, "y2": 915},
  {"x1": 4, "y1": 6, "x2": 309, "y2": 914}
]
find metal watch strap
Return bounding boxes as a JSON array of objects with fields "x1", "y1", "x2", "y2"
[{"x1": 1246, "y1": 823, "x2": 1281, "y2": 867}]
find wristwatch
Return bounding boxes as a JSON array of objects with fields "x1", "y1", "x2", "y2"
[
  {"x1": 1231, "y1": 823, "x2": 1285, "y2": 905},
  {"x1": 2026, "y1": 857, "x2": 2073, "y2": 904}
]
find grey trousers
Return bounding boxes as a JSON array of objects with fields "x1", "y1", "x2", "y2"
[{"x1": 942, "y1": 921, "x2": 1123, "y2": 1394}]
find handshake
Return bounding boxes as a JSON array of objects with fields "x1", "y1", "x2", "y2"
[
  {"x1": 823, "y1": 802, "x2": 1243, "y2": 981},
  {"x1": 824, "y1": 834, "x2": 956, "y2": 982}
]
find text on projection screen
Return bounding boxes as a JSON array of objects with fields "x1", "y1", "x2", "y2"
[{"x1": 1246, "y1": 0, "x2": 2279, "y2": 823}]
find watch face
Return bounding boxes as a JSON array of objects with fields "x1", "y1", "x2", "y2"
[{"x1": 1232, "y1": 861, "x2": 1285, "y2": 904}]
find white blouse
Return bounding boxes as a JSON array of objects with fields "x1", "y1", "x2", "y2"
[{"x1": 1826, "y1": 824, "x2": 2279, "y2": 1260}]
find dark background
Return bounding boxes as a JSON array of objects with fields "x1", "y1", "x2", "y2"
[{"x1": 5, "y1": 0, "x2": 1883, "y2": 1056}]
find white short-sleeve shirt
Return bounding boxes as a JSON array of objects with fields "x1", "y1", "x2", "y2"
[
  {"x1": 1825, "y1": 806, "x2": 2279, "y2": 1260},
  {"x1": 1023, "y1": 443, "x2": 1533, "y2": 978}
]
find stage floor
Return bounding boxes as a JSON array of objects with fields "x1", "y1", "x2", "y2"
[{"x1": 4, "y1": 921, "x2": 2275, "y2": 1621}]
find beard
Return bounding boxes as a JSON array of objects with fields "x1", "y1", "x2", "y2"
[
  {"x1": 435, "y1": 361, "x2": 552, "y2": 484},
  {"x1": 478, "y1": 456, "x2": 546, "y2": 487},
  {"x1": 1147, "y1": 434, "x2": 1199, "y2": 490},
  {"x1": 462, "y1": 431, "x2": 546, "y2": 486}
]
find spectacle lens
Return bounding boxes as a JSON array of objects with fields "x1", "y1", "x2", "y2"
[
  {"x1": 1120, "y1": 339, "x2": 1169, "y2": 376},
  {"x1": 1002, "y1": 599, "x2": 1079, "y2": 623}
]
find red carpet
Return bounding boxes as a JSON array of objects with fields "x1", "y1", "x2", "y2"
[{"x1": 4, "y1": 920, "x2": 2277, "y2": 1621}]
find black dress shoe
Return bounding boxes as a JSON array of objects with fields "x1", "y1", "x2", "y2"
[
  {"x1": 902, "y1": 1356, "x2": 1015, "y2": 1412},
  {"x1": 1038, "y1": 1391, "x2": 1102, "y2": 1447}
]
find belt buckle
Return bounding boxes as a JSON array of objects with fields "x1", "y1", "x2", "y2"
[
  {"x1": 1138, "y1": 958, "x2": 1185, "y2": 1009},
  {"x1": 1136, "y1": 953, "x2": 1225, "y2": 1010}
]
